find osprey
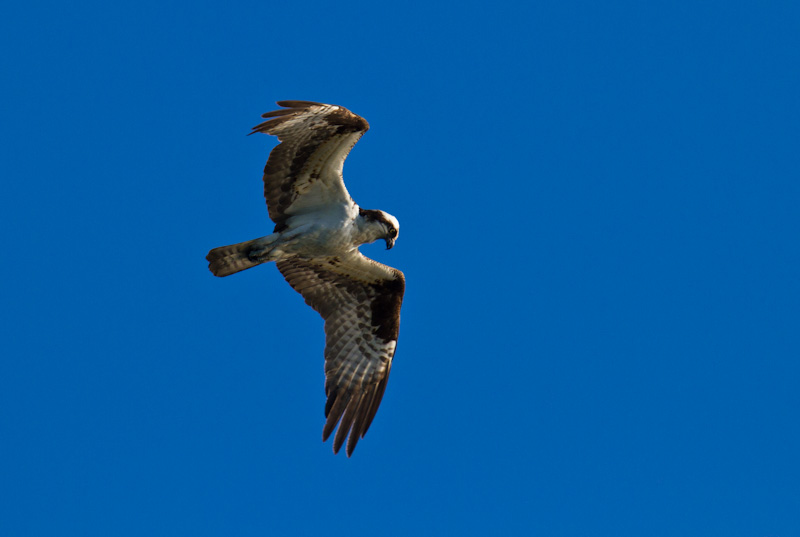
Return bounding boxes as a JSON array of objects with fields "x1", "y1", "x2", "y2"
[{"x1": 207, "y1": 101, "x2": 404, "y2": 456}]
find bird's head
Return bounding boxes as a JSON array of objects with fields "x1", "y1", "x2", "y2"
[{"x1": 359, "y1": 209, "x2": 400, "y2": 250}]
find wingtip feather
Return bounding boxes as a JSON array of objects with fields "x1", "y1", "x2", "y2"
[
  {"x1": 321, "y1": 375, "x2": 391, "y2": 456},
  {"x1": 276, "y1": 100, "x2": 323, "y2": 108},
  {"x1": 323, "y1": 390, "x2": 350, "y2": 442},
  {"x1": 333, "y1": 393, "x2": 361, "y2": 454}
]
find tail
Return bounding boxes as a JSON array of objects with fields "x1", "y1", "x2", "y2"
[{"x1": 206, "y1": 238, "x2": 264, "y2": 277}]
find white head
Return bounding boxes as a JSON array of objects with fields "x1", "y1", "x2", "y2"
[{"x1": 358, "y1": 209, "x2": 400, "y2": 249}]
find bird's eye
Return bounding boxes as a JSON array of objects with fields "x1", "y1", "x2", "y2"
[{"x1": 389, "y1": 228, "x2": 398, "y2": 238}]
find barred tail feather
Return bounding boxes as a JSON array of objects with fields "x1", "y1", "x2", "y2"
[{"x1": 206, "y1": 238, "x2": 263, "y2": 277}]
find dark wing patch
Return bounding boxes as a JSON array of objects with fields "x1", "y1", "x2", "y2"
[
  {"x1": 250, "y1": 101, "x2": 370, "y2": 231},
  {"x1": 276, "y1": 254, "x2": 404, "y2": 456}
]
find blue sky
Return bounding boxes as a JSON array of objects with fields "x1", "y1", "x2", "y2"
[{"x1": 2, "y1": 1, "x2": 799, "y2": 535}]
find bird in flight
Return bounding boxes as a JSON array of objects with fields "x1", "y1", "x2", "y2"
[{"x1": 207, "y1": 101, "x2": 405, "y2": 456}]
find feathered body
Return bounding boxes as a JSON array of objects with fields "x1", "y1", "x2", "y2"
[{"x1": 207, "y1": 101, "x2": 404, "y2": 456}]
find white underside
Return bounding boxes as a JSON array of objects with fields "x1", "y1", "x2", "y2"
[{"x1": 251, "y1": 200, "x2": 364, "y2": 262}]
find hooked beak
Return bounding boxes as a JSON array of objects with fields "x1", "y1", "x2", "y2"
[{"x1": 385, "y1": 237, "x2": 395, "y2": 250}]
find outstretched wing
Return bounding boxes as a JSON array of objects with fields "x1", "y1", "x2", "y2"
[
  {"x1": 250, "y1": 101, "x2": 370, "y2": 231},
  {"x1": 276, "y1": 252, "x2": 405, "y2": 456}
]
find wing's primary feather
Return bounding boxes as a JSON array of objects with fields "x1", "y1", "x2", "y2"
[
  {"x1": 250, "y1": 101, "x2": 370, "y2": 231},
  {"x1": 276, "y1": 253, "x2": 404, "y2": 456}
]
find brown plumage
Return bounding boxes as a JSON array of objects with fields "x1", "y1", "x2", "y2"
[
  {"x1": 277, "y1": 254, "x2": 404, "y2": 456},
  {"x1": 207, "y1": 101, "x2": 404, "y2": 456},
  {"x1": 250, "y1": 101, "x2": 370, "y2": 232}
]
